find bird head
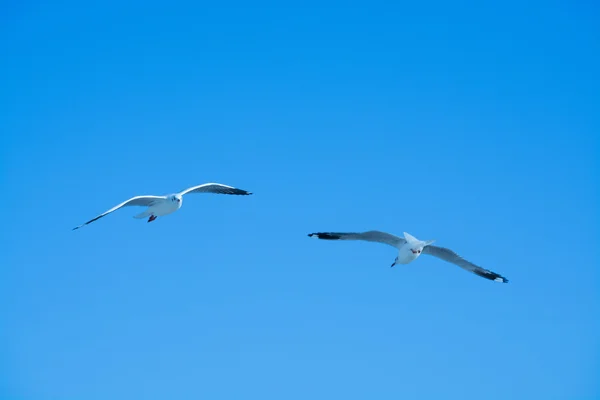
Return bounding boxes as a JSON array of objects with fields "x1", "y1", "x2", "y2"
[{"x1": 171, "y1": 194, "x2": 182, "y2": 204}]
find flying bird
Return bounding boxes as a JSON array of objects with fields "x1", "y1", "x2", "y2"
[
  {"x1": 73, "y1": 183, "x2": 252, "y2": 230},
  {"x1": 308, "y1": 230, "x2": 508, "y2": 283}
]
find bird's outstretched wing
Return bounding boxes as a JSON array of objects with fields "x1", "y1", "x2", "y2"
[
  {"x1": 308, "y1": 230, "x2": 406, "y2": 249},
  {"x1": 178, "y1": 183, "x2": 252, "y2": 196},
  {"x1": 422, "y1": 245, "x2": 508, "y2": 283},
  {"x1": 73, "y1": 195, "x2": 165, "y2": 230}
]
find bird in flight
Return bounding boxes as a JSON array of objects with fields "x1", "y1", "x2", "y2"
[
  {"x1": 308, "y1": 230, "x2": 508, "y2": 283},
  {"x1": 73, "y1": 183, "x2": 252, "y2": 230}
]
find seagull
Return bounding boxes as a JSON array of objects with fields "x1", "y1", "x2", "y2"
[
  {"x1": 73, "y1": 183, "x2": 252, "y2": 230},
  {"x1": 308, "y1": 230, "x2": 508, "y2": 283}
]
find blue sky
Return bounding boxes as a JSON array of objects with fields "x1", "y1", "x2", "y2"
[{"x1": 1, "y1": 1, "x2": 598, "y2": 399}]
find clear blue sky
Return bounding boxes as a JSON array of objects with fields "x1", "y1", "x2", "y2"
[{"x1": 1, "y1": 1, "x2": 598, "y2": 399}]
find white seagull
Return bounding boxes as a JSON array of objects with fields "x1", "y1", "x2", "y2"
[
  {"x1": 308, "y1": 230, "x2": 508, "y2": 283},
  {"x1": 73, "y1": 183, "x2": 252, "y2": 230}
]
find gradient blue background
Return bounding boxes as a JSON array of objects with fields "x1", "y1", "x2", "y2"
[{"x1": 1, "y1": 1, "x2": 598, "y2": 399}]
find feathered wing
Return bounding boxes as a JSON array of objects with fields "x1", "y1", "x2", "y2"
[
  {"x1": 308, "y1": 230, "x2": 406, "y2": 249},
  {"x1": 73, "y1": 195, "x2": 166, "y2": 230},
  {"x1": 422, "y1": 245, "x2": 509, "y2": 283},
  {"x1": 179, "y1": 183, "x2": 252, "y2": 196}
]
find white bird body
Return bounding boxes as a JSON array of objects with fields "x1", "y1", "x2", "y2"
[
  {"x1": 73, "y1": 183, "x2": 251, "y2": 230},
  {"x1": 396, "y1": 244, "x2": 421, "y2": 264},
  {"x1": 132, "y1": 194, "x2": 182, "y2": 219},
  {"x1": 308, "y1": 230, "x2": 508, "y2": 283},
  {"x1": 393, "y1": 231, "x2": 436, "y2": 265},
  {"x1": 152, "y1": 199, "x2": 181, "y2": 217}
]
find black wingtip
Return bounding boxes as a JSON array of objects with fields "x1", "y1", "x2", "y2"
[
  {"x1": 308, "y1": 232, "x2": 341, "y2": 240},
  {"x1": 474, "y1": 270, "x2": 509, "y2": 283},
  {"x1": 228, "y1": 188, "x2": 252, "y2": 195},
  {"x1": 492, "y1": 274, "x2": 509, "y2": 283}
]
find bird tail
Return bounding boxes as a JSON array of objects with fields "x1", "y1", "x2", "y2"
[{"x1": 133, "y1": 210, "x2": 151, "y2": 219}]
